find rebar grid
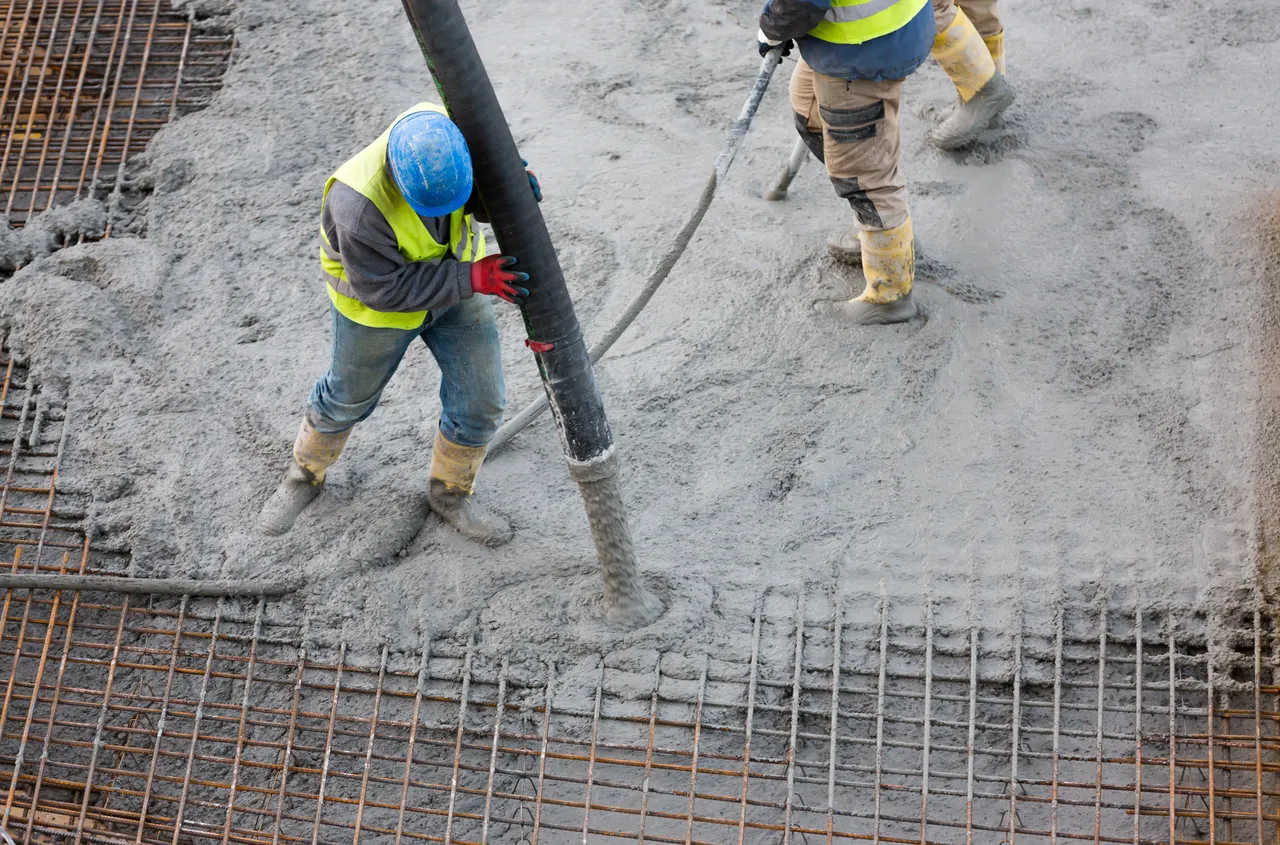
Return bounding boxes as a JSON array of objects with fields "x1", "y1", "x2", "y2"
[
  {"x1": 0, "y1": 0, "x2": 233, "y2": 229},
  {"x1": 0, "y1": 344, "x2": 93, "y2": 570},
  {"x1": 0, "y1": 584, "x2": 1275, "y2": 845}
]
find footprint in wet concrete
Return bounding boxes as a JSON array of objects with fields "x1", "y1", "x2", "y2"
[
  {"x1": 341, "y1": 489, "x2": 430, "y2": 564},
  {"x1": 936, "y1": 278, "x2": 1003, "y2": 304},
  {"x1": 51, "y1": 253, "x2": 110, "y2": 288},
  {"x1": 1092, "y1": 110, "x2": 1158, "y2": 155},
  {"x1": 913, "y1": 179, "x2": 965, "y2": 198},
  {"x1": 949, "y1": 113, "x2": 1030, "y2": 166},
  {"x1": 764, "y1": 431, "x2": 816, "y2": 502}
]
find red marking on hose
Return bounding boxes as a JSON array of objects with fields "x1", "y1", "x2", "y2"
[{"x1": 525, "y1": 339, "x2": 555, "y2": 353}]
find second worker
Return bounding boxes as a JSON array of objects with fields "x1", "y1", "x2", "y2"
[{"x1": 759, "y1": 0, "x2": 1013, "y2": 325}]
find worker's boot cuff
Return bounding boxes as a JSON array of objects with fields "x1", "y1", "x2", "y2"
[
  {"x1": 931, "y1": 7, "x2": 997, "y2": 103},
  {"x1": 430, "y1": 428, "x2": 488, "y2": 495},
  {"x1": 293, "y1": 417, "x2": 351, "y2": 483},
  {"x1": 983, "y1": 30, "x2": 1006, "y2": 75}
]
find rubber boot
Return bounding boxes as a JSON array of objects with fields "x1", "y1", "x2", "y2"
[
  {"x1": 823, "y1": 219, "x2": 917, "y2": 325},
  {"x1": 259, "y1": 417, "x2": 351, "y2": 537},
  {"x1": 983, "y1": 30, "x2": 1006, "y2": 75},
  {"x1": 426, "y1": 429, "x2": 513, "y2": 547},
  {"x1": 930, "y1": 8, "x2": 1015, "y2": 150}
]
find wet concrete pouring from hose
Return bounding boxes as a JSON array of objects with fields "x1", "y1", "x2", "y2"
[{"x1": 572, "y1": 456, "x2": 664, "y2": 631}]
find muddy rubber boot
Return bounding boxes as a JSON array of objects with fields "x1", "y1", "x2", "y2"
[
  {"x1": 827, "y1": 291, "x2": 918, "y2": 324},
  {"x1": 258, "y1": 417, "x2": 350, "y2": 537},
  {"x1": 818, "y1": 218, "x2": 917, "y2": 326},
  {"x1": 259, "y1": 463, "x2": 323, "y2": 537},
  {"x1": 932, "y1": 74, "x2": 1015, "y2": 150},
  {"x1": 929, "y1": 8, "x2": 1014, "y2": 150},
  {"x1": 426, "y1": 428, "x2": 513, "y2": 547},
  {"x1": 924, "y1": 29, "x2": 1006, "y2": 123},
  {"x1": 427, "y1": 479, "x2": 514, "y2": 547}
]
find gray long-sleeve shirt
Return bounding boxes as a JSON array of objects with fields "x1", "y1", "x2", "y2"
[{"x1": 320, "y1": 180, "x2": 485, "y2": 315}]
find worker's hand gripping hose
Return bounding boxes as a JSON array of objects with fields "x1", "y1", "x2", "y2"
[
  {"x1": 488, "y1": 47, "x2": 786, "y2": 455},
  {"x1": 470, "y1": 254, "x2": 530, "y2": 304}
]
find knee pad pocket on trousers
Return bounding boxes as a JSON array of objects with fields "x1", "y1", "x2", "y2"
[
  {"x1": 819, "y1": 100, "x2": 886, "y2": 127},
  {"x1": 827, "y1": 124, "x2": 877, "y2": 143},
  {"x1": 819, "y1": 100, "x2": 885, "y2": 144},
  {"x1": 829, "y1": 176, "x2": 885, "y2": 229}
]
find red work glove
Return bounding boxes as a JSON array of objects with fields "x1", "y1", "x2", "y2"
[{"x1": 469, "y1": 255, "x2": 530, "y2": 305}]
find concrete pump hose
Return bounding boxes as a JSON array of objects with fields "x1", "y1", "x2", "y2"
[{"x1": 489, "y1": 48, "x2": 784, "y2": 455}]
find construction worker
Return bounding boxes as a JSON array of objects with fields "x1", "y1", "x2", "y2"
[
  {"x1": 760, "y1": 0, "x2": 1013, "y2": 324},
  {"x1": 258, "y1": 103, "x2": 537, "y2": 546}
]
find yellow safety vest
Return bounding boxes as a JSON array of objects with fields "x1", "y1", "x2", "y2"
[
  {"x1": 808, "y1": 0, "x2": 930, "y2": 45},
  {"x1": 319, "y1": 102, "x2": 487, "y2": 330}
]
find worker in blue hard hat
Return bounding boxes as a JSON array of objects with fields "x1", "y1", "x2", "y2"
[{"x1": 258, "y1": 103, "x2": 540, "y2": 547}]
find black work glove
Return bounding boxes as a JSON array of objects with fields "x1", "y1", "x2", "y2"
[{"x1": 757, "y1": 30, "x2": 793, "y2": 58}]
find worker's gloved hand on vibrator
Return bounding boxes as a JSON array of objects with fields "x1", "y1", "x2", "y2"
[
  {"x1": 521, "y1": 159, "x2": 542, "y2": 203},
  {"x1": 757, "y1": 30, "x2": 793, "y2": 58},
  {"x1": 470, "y1": 255, "x2": 530, "y2": 305}
]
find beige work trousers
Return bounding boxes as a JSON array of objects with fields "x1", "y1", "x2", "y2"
[
  {"x1": 789, "y1": 59, "x2": 908, "y2": 231},
  {"x1": 933, "y1": 0, "x2": 1003, "y2": 36}
]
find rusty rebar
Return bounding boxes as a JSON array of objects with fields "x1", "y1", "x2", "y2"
[
  {"x1": 736, "y1": 592, "x2": 763, "y2": 845},
  {"x1": 1094, "y1": 604, "x2": 1108, "y2": 844},
  {"x1": 0, "y1": 566, "x2": 1276, "y2": 845},
  {"x1": 826, "y1": 594, "x2": 842, "y2": 845},
  {"x1": 1253, "y1": 608, "x2": 1265, "y2": 845},
  {"x1": 479, "y1": 657, "x2": 509, "y2": 844},
  {"x1": 443, "y1": 638, "x2": 474, "y2": 845},
  {"x1": 0, "y1": 573, "x2": 301, "y2": 596},
  {"x1": 0, "y1": 0, "x2": 231, "y2": 230},
  {"x1": 919, "y1": 585, "x2": 933, "y2": 845}
]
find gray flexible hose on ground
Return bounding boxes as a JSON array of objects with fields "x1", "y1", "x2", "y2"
[{"x1": 489, "y1": 48, "x2": 785, "y2": 455}]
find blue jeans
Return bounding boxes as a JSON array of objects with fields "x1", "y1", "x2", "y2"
[{"x1": 307, "y1": 295, "x2": 506, "y2": 448}]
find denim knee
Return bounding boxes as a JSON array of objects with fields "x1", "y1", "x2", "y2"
[
  {"x1": 307, "y1": 375, "x2": 382, "y2": 434},
  {"x1": 439, "y1": 388, "x2": 506, "y2": 447}
]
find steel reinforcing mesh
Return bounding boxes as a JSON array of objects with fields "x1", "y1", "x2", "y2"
[
  {"x1": 0, "y1": 0, "x2": 233, "y2": 229},
  {"x1": 0, "y1": 19, "x2": 1277, "y2": 838},
  {"x1": 0, "y1": 582, "x2": 1275, "y2": 845}
]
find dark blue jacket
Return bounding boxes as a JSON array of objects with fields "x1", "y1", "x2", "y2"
[{"x1": 760, "y1": 0, "x2": 935, "y2": 82}]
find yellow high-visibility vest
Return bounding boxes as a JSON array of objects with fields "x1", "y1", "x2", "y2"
[
  {"x1": 808, "y1": 0, "x2": 929, "y2": 45},
  {"x1": 319, "y1": 102, "x2": 486, "y2": 330}
]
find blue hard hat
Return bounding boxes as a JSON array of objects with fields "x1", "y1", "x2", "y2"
[{"x1": 386, "y1": 110, "x2": 473, "y2": 218}]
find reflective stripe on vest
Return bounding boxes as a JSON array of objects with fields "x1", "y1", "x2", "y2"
[
  {"x1": 808, "y1": 0, "x2": 929, "y2": 45},
  {"x1": 319, "y1": 101, "x2": 487, "y2": 330}
]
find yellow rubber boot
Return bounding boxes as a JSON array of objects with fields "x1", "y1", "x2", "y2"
[
  {"x1": 823, "y1": 219, "x2": 917, "y2": 325},
  {"x1": 983, "y1": 30, "x2": 1006, "y2": 75},
  {"x1": 933, "y1": 8, "x2": 995, "y2": 101},
  {"x1": 427, "y1": 428, "x2": 512, "y2": 547},
  {"x1": 259, "y1": 417, "x2": 351, "y2": 536},
  {"x1": 931, "y1": 8, "x2": 1014, "y2": 150}
]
